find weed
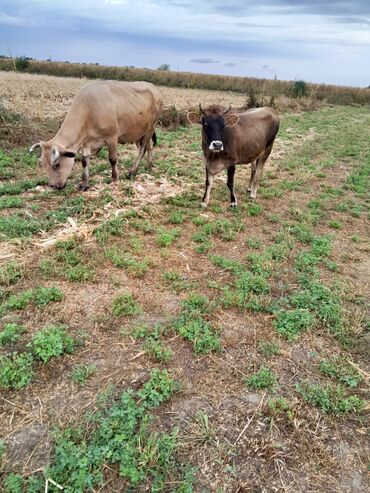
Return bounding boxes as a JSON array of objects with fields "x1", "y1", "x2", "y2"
[
  {"x1": 31, "y1": 325, "x2": 75, "y2": 363},
  {"x1": 3, "y1": 474, "x2": 24, "y2": 493},
  {"x1": 93, "y1": 216, "x2": 126, "y2": 243},
  {"x1": 328, "y1": 220, "x2": 342, "y2": 229},
  {"x1": 273, "y1": 308, "x2": 315, "y2": 341},
  {"x1": 156, "y1": 227, "x2": 181, "y2": 247},
  {"x1": 33, "y1": 286, "x2": 63, "y2": 306},
  {"x1": 319, "y1": 357, "x2": 362, "y2": 388},
  {"x1": 72, "y1": 364, "x2": 97, "y2": 385},
  {"x1": 112, "y1": 293, "x2": 142, "y2": 317},
  {"x1": 66, "y1": 265, "x2": 93, "y2": 282},
  {"x1": 0, "y1": 352, "x2": 34, "y2": 389},
  {"x1": 296, "y1": 381, "x2": 365, "y2": 415},
  {"x1": 0, "y1": 261, "x2": 24, "y2": 286},
  {"x1": 168, "y1": 211, "x2": 186, "y2": 224},
  {"x1": 173, "y1": 293, "x2": 221, "y2": 354},
  {"x1": 245, "y1": 367, "x2": 278, "y2": 391},
  {"x1": 242, "y1": 202, "x2": 263, "y2": 216},
  {"x1": 0, "y1": 323, "x2": 26, "y2": 345},
  {"x1": 258, "y1": 340, "x2": 281, "y2": 358},
  {"x1": 2, "y1": 290, "x2": 33, "y2": 312},
  {"x1": 0, "y1": 196, "x2": 23, "y2": 209},
  {"x1": 144, "y1": 338, "x2": 172, "y2": 363},
  {"x1": 105, "y1": 248, "x2": 149, "y2": 277},
  {"x1": 246, "y1": 237, "x2": 261, "y2": 249},
  {"x1": 266, "y1": 397, "x2": 294, "y2": 421},
  {"x1": 209, "y1": 254, "x2": 243, "y2": 275},
  {"x1": 162, "y1": 271, "x2": 194, "y2": 293}
]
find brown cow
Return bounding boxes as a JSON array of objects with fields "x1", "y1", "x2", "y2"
[
  {"x1": 188, "y1": 104, "x2": 280, "y2": 206},
  {"x1": 30, "y1": 80, "x2": 163, "y2": 190}
]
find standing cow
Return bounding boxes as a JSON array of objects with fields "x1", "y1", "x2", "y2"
[
  {"x1": 187, "y1": 104, "x2": 280, "y2": 207},
  {"x1": 30, "y1": 80, "x2": 163, "y2": 190}
]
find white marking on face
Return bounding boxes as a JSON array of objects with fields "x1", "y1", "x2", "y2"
[{"x1": 209, "y1": 140, "x2": 224, "y2": 151}]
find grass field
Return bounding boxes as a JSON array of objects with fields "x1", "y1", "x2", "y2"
[{"x1": 0, "y1": 73, "x2": 369, "y2": 492}]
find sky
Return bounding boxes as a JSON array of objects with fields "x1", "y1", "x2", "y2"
[{"x1": 0, "y1": 0, "x2": 369, "y2": 87}]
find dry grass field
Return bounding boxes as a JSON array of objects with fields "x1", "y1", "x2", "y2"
[{"x1": 0, "y1": 73, "x2": 369, "y2": 492}]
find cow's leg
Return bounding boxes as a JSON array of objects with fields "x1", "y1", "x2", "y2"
[
  {"x1": 146, "y1": 139, "x2": 154, "y2": 171},
  {"x1": 127, "y1": 137, "x2": 149, "y2": 179},
  {"x1": 247, "y1": 160, "x2": 257, "y2": 192},
  {"x1": 227, "y1": 165, "x2": 237, "y2": 207},
  {"x1": 78, "y1": 155, "x2": 90, "y2": 191},
  {"x1": 202, "y1": 166, "x2": 215, "y2": 207},
  {"x1": 249, "y1": 145, "x2": 273, "y2": 199},
  {"x1": 108, "y1": 144, "x2": 119, "y2": 182}
]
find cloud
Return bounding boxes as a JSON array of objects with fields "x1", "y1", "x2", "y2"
[
  {"x1": 190, "y1": 58, "x2": 220, "y2": 64},
  {"x1": 225, "y1": 62, "x2": 235, "y2": 67}
]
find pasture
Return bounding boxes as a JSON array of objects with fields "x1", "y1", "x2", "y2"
[{"x1": 0, "y1": 72, "x2": 369, "y2": 492}]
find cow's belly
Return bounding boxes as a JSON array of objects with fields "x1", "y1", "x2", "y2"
[{"x1": 117, "y1": 120, "x2": 153, "y2": 144}]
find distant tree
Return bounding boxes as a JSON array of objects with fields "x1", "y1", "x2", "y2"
[
  {"x1": 15, "y1": 56, "x2": 30, "y2": 71},
  {"x1": 157, "y1": 63, "x2": 170, "y2": 71},
  {"x1": 289, "y1": 80, "x2": 309, "y2": 98}
]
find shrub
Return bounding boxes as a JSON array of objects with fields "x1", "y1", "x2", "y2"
[
  {"x1": 31, "y1": 326, "x2": 75, "y2": 363},
  {"x1": 246, "y1": 367, "x2": 278, "y2": 391},
  {"x1": 0, "y1": 352, "x2": 34, "y2": 389},
  {"x1": 15, "y1": 56, "x2": 30, "y2": 71},
  {"x1": 289, "y1": 80, "x2": 309, "y2": 98}
]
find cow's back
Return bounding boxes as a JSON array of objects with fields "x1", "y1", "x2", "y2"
[
  {"x1": 229, "y1": 107, "x2": 280, "y2": 163},
  {"x1": 64, "y1": 81, "x2": 163, "y2": 145}
]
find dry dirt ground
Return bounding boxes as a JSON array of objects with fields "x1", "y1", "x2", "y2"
[{"x1": 0, "y1": 74, "x2": 369, "y2": 492}]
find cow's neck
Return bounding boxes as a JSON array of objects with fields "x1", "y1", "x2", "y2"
[{"x1": 54, "y1": 112, "x2": 85, "y2": 152}]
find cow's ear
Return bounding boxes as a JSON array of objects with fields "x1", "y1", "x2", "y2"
[
  {"x1": 224, "y1": 114, "x2": 239, "y2": 127},
  {"x1": 62, "y1": 151, "x2": 76, "y2": 158},
  {"x1": 187, "y1": 111, "x2": 201, "y2": 125}
]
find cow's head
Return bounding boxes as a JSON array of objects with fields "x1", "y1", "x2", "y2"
[
  {"x1": 30, "y1": 141, "x2": 76, "y2": 189},
  {"x1": 187, "y1": 104, "x2": 239, "y2": 152}
]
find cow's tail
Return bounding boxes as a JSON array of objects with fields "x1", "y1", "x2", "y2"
[{"x1": 152, "y1": 132, "x2": 157, "y2": 147}]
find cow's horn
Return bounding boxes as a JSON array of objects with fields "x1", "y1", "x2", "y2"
[
  {"x1": 199, "y1": 103, "x2": 205, "y2": 115},
  {"x1": 29, "y1": 143, "x2": 41, "y2": 153},
  {"x1": 223, "y1": 106, "x2": 232, "y2": 115}
]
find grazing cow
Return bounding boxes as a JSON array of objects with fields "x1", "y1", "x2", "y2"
[
  {"x1": 30, "y1": 80, "x2": 163, "y2": 190},
  {"x1": 187, "y1": 104, "x2": 280, "y2": 206}
]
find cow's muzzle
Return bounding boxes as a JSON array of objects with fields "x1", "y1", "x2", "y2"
[{"x1": 209, "y1": 140, "x2": 224, "y2": 152}]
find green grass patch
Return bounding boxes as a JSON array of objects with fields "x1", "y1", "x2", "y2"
[
  {"x1": 72, "y1": 364, "x2": 97, "y2": 386},
  {"x1": 31, "y1": 325, "x2": 75, "y2": 363},
  {"x1": 0, "y1": 352, "x2": 34, "y2": 389},
  {"x1": 156, "y1": 227, "x2": 181, "y2": 247},
  {"x1": 105, "y1": 248, "x2": 149, "y2": 277},
  {"x1": 319, "y1": 356, "x2": 362, "y2": 388},
  {"x1": 245, "y1": 367, "x2": 278, "y2": 391},
  {"x1": 296, "y1": 381, "x2": 365, "y2": 415},
  {"x1": 273, "y1": 308, "x2": 315, "y2": 341},
  {"x1": 0, "y1": 323, "x2": 26, "y2": 346},
  {"x1": 112, "y1": 292, "x2": 142, "y2": 317}
]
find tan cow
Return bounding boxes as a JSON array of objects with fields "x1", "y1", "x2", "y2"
[
  {"x1": 30, "y1": 80, "x2": 163, "y2": 190},
  {"x1": 188, "y1": 104, "x2": 280, "y2": 206}
]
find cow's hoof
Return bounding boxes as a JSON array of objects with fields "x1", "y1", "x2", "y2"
[
  {"x1": 78, "y1": 184, "x2": 89, "y2": 192},
  {"x1": 249, "y1": 194, "x2": 256, "y2": 201},
  {"x1": 201, "y1": 202, "x2": 208, "y2": 208},
  {"x1": 230, "y1": 202, "x2": 237, "y2": 208},
  {"x1": 126, "y1": 172, "x2": 134, "y2": 180}
]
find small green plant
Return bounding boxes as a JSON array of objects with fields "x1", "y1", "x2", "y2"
[
  {"x1": 319, "y1": 357, "x2": 362, "y2": 388},
  {"x1": 245, "y1": 367, "x2": 278, "y2": 391},
  {"x1": 168, "y1": 211, "x2": 185, "y2": 224},
  {"x1": 328, "y1": 220, "x2": 342, "y2": 229},
  {"x1": 0, "y1": 323, "x2": 26, "y2": 345},
  {"x1": 258, "y1": 340, "x2": 281, "y2": 358},
  {"x1": 0, "y1": 352, "x2": 34, "y2": 389},
  {"x1": 105, "y1": 248, "x2": 148, "y2": 278},
  {"x1": 144, "y1": 339, "x2": 172, "y2": 363},
  {"x1": 3, "y1": 473, "x2": 24, "y2": 493},
  {"x1": 112, "y1": 292, "x2": 142, "y2": 317},
  {"x1": 34, "y1": 286, "x2": 64, "y2": 306},
  {"x1": 72, "y1": 364, "x2": 97, "y2": 385},
  {"x1": 296, "y1": 381, "x2": 365, "y2": 415},
  {"x1": 0, "y1": 261, "x2": 24, "y2": 286},
  {"x1": 2, "y1": 290, "x2": 33, "y2": 311},
  {"x1": 246, "y1": 237, "x2": 261, "y2": 249},
  {"x1": 66, "y1": 265, "x2": 93, "y2": 282},
  {"x1": 266, "y1": 397, "x2": 294, "y2": 421},
  {"x1": 273, "y1": 308, "x2": 315, "y2": 341},
  {"x1": 243, "y1": 202, "x2": 263, "y2": 216},
  {"x1": 173, "y1": 293, "x2": 221, "y2": 354},
  {"x1": 31, "y1": 325, "x2": 75, "y2": 363},
  {"x1": 93, "y1": 216, "x2": 125, "y2": 242},
  {"x1": 156, "y1": 227, "x2": 181, "y2": 247}
]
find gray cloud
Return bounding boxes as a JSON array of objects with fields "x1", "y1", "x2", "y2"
[
  {"x1": 190, "y1": 58, "x2": 220, "y2": 64},
  {"x1": 225, "y1": 62, "x2": 236, "y2": 67}
]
